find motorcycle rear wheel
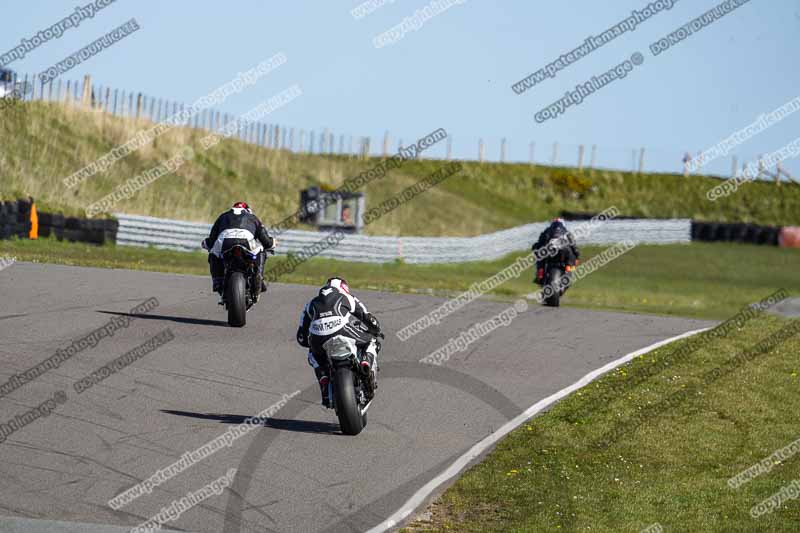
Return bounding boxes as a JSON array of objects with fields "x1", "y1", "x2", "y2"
[
  {"x1": 226, "y1": 271, "x2": 247, "y2": 327},
  {"x1": 333, "y1": 365, "x2": 366, "y2": 435}
]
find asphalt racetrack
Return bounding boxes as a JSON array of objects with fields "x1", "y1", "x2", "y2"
[{"x1": 0, "y1": 263, "x2": 714, "y2": 533}]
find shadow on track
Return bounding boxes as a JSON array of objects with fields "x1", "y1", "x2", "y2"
[
  {"x1": 160, "y1": 409, "x2": 340, "y2": 435},
  {"x1": 98, "y1": 310, "x2": 228, "y2": 327}
]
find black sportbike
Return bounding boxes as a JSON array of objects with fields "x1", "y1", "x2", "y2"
[
  {"x1": 537, "y1": 250, "x2": 576, "y2": 308},
  {"x1": 321, "y1": 325, "x2": 383, "y2": 436}
]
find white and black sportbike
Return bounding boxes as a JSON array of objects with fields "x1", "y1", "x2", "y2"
[
  {"x1": 203, "y1": 202, "x2": 276, "y2": 327},
  {"x1": 297, "y1": 278, "x2": 383, "y2": 435}
]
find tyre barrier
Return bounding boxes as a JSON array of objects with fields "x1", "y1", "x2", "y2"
[
  {"x1": 560, "y1": 210, "x2": 638, "y2": 221},
  {"x1": 690, "y1": 221, "x2": 781, "y2": 246},
  {"x1": 0, "y1": 199, "x2": 118, "y2": 245},
  {"x1": 0, "y1": 200, "x2": 29, "y2": 239}
]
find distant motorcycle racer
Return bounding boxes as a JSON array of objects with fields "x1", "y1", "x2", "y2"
[
  {"x1": 532, "y1": 218, "x2": 580, "y2": 285},
  {"x1": 202, "y1": 202, "x2": 276, "y2": 295}
]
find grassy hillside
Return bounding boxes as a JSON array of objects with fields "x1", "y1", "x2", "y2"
[{"x1": 1, "y1": 100, "x2": 799, "y2": 235}]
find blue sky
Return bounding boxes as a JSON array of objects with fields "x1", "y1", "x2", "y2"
[{"x1": 3, "y1": 0, "x2": 799, "y2": 177}]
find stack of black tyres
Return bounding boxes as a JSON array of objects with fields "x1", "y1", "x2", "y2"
[
  {"x1": 0, "y1": 199, "x2": 118, "y2": 244},
  {"x1": 690, "y1": 221, "x2": 780, "y2": 246},
  {"x1": 15, "y1": 198, "x2": 32, "y2": 238},
  {"x1": 0, "y1": 201, "x2": 16, "y2": 239}
]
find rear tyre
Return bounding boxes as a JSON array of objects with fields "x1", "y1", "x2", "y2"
[
  {"x1": 226, "y1": 272, "x2": 247, "y2": 327},
  {"x1": 333, "y1": 365, "x2": 365, "y2": 435},
  {"x1": 544, "y1": 269, "x2": 561, "y2": 307}
]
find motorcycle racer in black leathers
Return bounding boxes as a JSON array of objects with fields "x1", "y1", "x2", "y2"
[
  {"x1": 296, "y1": 278, "x2": 382, "y2": 407},
  {"x1": 532, "y1": 218, "x2": 580, "y2": 285},
  {"x1": 202, "y1": 202, "x2": 276, "y2": 295}
]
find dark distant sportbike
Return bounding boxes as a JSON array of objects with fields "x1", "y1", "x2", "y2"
[
  {"x1": 538, "y1": 250, "x2": 576, "y2": 308},
  {"x1": 533, "y1": 218, "x2": 581, "y2": 308}
]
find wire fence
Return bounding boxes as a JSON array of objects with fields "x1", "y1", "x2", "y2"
[{"x1": 3, "y1": 71, "x2": 796, "y2": 183}]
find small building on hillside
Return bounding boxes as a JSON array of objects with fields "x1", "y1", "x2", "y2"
[{"x1": 299, "y1": 186, "x2": 365, "y2": 233}]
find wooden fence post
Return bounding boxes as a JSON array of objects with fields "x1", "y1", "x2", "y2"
[
  {"x1": 529, "y1": 142, "x2": 535, "y2": 165},
  {"x1": 446, "y1": 136, "x2": 452, "y2": 160},
  {"x1": 551, "y1": 142, "x2": 558, "y2": 165},
  {"x1": 590, "y1": 145, "x2": 597, "y2": 170},
  {"x1": 478, "y1": 139, "x2": 485, "y2": 163},
  {"x1": 136, "y1": 93, "x2": 142, "y2": 119},
  {"x1": 383, "y1": 131, "x2": 390, "y2": 157},
  {"x1": 500, "y1": 138, "x2": 507, "y2": 163},
  {"x1": 578, "y1": 144, "x2": 585, "y2": 171},
  {"x1": 731, "y1": 156, "x2": 738, "y2": 178},
  {"x1": 638, "y1": 147, "x2": 645, "y2": 174},
  {"x1": 81, "y1": 74, "x2": 92, "y2": 106}
]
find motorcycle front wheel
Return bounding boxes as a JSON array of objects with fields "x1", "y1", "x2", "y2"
[{"x1": 544, "y1": 269, "x2": 561, "y2": 307}]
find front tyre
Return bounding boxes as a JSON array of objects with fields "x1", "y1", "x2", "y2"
[
  {"x1": 544, "y1": 269, "x2": 561, "y2": 307},
  {"x1": 226, "y1": 271, "x2": 247, "y2": 327},
  {"x1": 333, "y1": 365, "x2": 365, "y2": 435}
]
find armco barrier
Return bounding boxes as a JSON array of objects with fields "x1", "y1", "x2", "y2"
[{"x1": 115, "y1": 213, "x2": 691, "y2": 264}]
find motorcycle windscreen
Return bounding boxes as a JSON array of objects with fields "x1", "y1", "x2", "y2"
[{"x1": 322, "y1": 335, "x2": 358, "y2": 360}]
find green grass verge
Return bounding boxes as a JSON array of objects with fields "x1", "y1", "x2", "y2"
[
  {"x1": 0, "y1": 238, "x2": 797, "y2": 321},
  {"x1": 403, "y1": 313, "x2": 800, "y2": 532},
  {"x1": 1, "y1": 101, "x2": 799, "y2": 235}
]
